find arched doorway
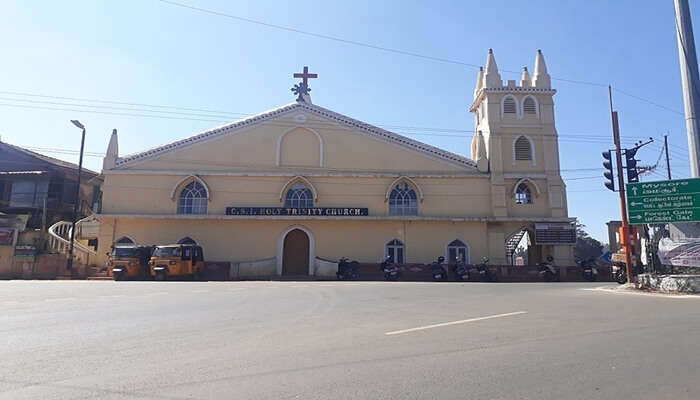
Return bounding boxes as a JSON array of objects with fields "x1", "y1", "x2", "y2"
[{"x1": 282, "y1": 229, "x2": 310, "y2": 275}]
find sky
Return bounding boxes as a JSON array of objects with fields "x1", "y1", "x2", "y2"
[{"x1": 0, "y1": 0, "x2": 696, "y2": 242}]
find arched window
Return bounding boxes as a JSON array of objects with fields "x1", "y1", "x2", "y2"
[
  {"x1": 515, "y1": 183, "x2": 532, "y2": 204},
  {"x1": 386, "y1": 239, "x2": 405, "y2": 264},
  {"x1": 514, "y1": 136, "x2": 533, "y2": 161},
  {"x1": 115, "y1": 236, "x2": 134, "y2": 245},
  {"x1": 177, "y1": 237, "x2": 197, "y2": 245},
  {"x1": 178, "y1": 181, "x2": 207, "y2": 214},
  {"x1": 503, "y1": 96, "x2": 517, "y2": 115},
  {"x1": 523, "y1": 97, "x2": 537, "y2": 115},
  {"x1": 389, "y1": 182, "x2": 418, "y2": 216},
  {"x1": 284, "y1": 182, "x2": 313, "y2": 208},
  {"x1": 447, "y1": 239, "x2": 469, "y2": 263}
]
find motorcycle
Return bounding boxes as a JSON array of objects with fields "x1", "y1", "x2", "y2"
[
  {"x1": 380, "y1": 257, "x2": 400, "y2": 281},
  {"x1": 612, "y1": 263, "x2": 627, "y2": 284},
  {"x1": 538, "y1": 256, "x2": 559, "y2": 282},
  {"x1": 579, "y1": 258, "x2": 598, "y2": 282},
  {"x1": 337, "y1": 257, "x2": 360, "y2": 280},
  {"x1": 452, "y1": 257, "x2": 469, "y2": 281},
  {"x1": 471, "y1": 256, "x2": 496, "y2": 282},
  {"x1": 429, "y1": 256, "x2": 448, "y2": 281}
]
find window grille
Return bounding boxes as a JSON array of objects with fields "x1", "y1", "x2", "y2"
[
  {"x1": 284, "y1": 182, "x2": 313, "y2": 208},
  {"x1": 503, "y1": 97, "x2": 517, "y2": 114},
  {"x1": 515, "y1": 183, "x2": 532, "y2": 204},
  {"x1": 523, "y1": 97, "x2": 537, "y2": 115},
  {"x1": 514, "y1": 136, "x2": 533, "y2": 161},
  {"x1": 389, "y1": 182, "x2": 418, "y2": 216},
  {"x1": 178, "y1": 181, "x2": 207, "y2": 214}
]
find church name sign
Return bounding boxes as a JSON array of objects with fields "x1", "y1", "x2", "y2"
[{"x1": 225, "y1": 207, "x2": 369, "y2": 216}]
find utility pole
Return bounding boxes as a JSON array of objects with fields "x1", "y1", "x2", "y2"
[
  {"x1": 609, "y1": 86, "x2": 635, "y2": 283},
  {"x1": 674, "y1": 0, "x2": 700, "y2": 177},
  {"x1": 665, "y1": 134, "x2": 672, "y2": 179},
  {"x1": 67, "y1": 120, "x2": 86, "y2": 270}
]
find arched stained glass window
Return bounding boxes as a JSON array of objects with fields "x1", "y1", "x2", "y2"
[
  {"x1": 178, "y1": 181, "x2": 207, "y2": 214},
  {"x1": 389, "y1": 182, "x2": 418, "y2": 216},
  {"x1": 515, "y1": 183, "x2": 532, "y2": 204},
  {"x1": 284, "y1": 182, "x2": 313, "y2": 208}
]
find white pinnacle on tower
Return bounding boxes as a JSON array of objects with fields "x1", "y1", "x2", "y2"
[
  {"x1": 483, "y1": 49, "x2": 502, "y2": 88},
  {"x1": 102, "y1": 129, "x2": 119, "y2": 170},
  {"x1": 533, "y1": 49, "x2": 551, "y2": 89},
  {"x1": 520, "y1": 67, "x2": 532, "y2": 87},
  {"x1": 473, "y1": 67, "x2": 484, "y2": 99}
]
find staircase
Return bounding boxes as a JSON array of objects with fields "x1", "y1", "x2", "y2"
[{"x1": 48, "y1": 218, "x2": 97, "y2": 267}]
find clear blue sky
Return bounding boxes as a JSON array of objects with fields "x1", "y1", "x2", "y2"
[{"x1": 0, "y1": 0, "x2": 696, "y2": 242}]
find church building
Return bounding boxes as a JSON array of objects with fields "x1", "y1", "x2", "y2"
[{"x1": 94, "y1": 49, "x2": 576, "y2": 277}]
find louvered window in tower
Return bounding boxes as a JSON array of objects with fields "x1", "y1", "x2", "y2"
[
  {"x1": 514, "y1": 136, "x2": 533, "y2": 161},
  {"x1": 503, "y1": 97, "x2": 516, "y2": 115},
  {"x1": 523, "y1": 97, "x2": 537, "y2": 115}
]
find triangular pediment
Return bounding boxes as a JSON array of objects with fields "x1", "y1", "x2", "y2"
[{"x1": 113, "y1": 102, "x2": 479, "y2": 174}]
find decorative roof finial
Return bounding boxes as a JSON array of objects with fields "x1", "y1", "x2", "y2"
[{"x1": 291, "y1": 66, "x2": 318, "y2": 103}]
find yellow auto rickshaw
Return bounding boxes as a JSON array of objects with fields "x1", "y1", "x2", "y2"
[
  {"x1": 149, "y1": 244, "x2": 205, "y2": 281},
  {"x1": 108, "y1": 245, "x2": 154, "y2": 281}
]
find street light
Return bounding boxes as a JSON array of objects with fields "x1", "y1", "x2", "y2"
[{"x1": 66, "y1": 120, "x2": 86, "y2": 271}]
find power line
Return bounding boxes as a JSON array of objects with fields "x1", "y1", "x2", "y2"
[{"x1": 158, "y1": 0, "x2": 684, "y2": 116}]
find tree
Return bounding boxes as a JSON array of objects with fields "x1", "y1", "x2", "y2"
[{"x1": 574, "y1": 222, "x2": 603, "y2": 262}]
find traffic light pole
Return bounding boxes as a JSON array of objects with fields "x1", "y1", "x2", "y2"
[{"x1": 609, "y1": 86, "x2": 635, "y2": 283}]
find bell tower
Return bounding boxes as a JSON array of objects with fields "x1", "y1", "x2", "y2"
[{"x1": 469, "y1": 49, "x2": 567, "y2": 219}]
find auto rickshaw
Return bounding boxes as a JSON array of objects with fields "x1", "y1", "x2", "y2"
[
  {"x1": 108, "y1": 245, "x2": 154, "y2": 281},
  {"x1": 149, "y1": 244, "x2": 206, "y2": 281}
]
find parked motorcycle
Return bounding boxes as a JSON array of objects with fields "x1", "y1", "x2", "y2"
[
  {"x1": 579, "y1": 258, "x2": 598, "y2": 282},
  {"x1": 429, "y1": 256, "x2": 448, "y2": 281},
  {"x1": 380, "y1": 256, "x2": 400, "y2": 281},
  {"x1": 452, "y1": 257, "x2": 469, "y2": 281},
  {"x1": 471, "y1": 256, "x2": 496, "y2": 282},
  {"x1": 538, "y1": 256, "x2": 559, "y2": 282},
  {"x1": 337, "y1": 257, "x2": 360, "y2": 280},
  {"x1": 612, "y1": 263, "x2": 627, "y2": 284}
]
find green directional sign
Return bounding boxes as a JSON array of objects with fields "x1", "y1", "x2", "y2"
[{"x1": 626, "y1": 178, "x2": 700, "y2": 224}]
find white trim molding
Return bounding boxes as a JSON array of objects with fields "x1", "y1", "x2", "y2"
[
  {"x1": 513, "y1": 178, "x2": 541, "y2": 197},
  {"x1": 276, "y1": 225, "x2": 316, "y2": 276},
  {"x1": 385, "y1": 176, "x2": 425, "y2": 203},
  {"x1": 279, "y1": 175, "x2": 319, "y2": 202},
  {"x1": 512, "y1": 135, "x2": 536, "y2": 166},
  {"x1": 275, "y1": 125, "x2": 324, "y2": 167},
  {"x1": 169, "y1": 175, "x2": 212, "y2": 202}
]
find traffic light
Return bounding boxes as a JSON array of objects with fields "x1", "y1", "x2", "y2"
[
  {"x1": 625, "y1": 147, "x2": 639, "y2": 183},
  {"x1": 602, "y1": 150, "x2": 615, "y2": 191}
]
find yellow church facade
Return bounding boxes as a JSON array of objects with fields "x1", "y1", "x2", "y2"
[{"x1": 95, "y1": 50, "x2": 576, "y2": 277}]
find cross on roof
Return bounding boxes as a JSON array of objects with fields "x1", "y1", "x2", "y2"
[{"x1": 293, "y1": 66, "x2": 318, "y2": 87}]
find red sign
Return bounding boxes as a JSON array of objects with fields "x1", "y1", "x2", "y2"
[{"x1": 0, "y1": 228, "x2": 15, "y2": 246}]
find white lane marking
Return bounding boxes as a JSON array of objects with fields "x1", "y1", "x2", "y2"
[
  {"x1": 319, "y1": 284, "x2": 337, "y2": 287},
  {"x1": 190, "y1": 290, "x2": 210, "y2": 294},
  {"x1": 385, "y1": 311, "x2": 528, "y2": 336},
  {"x1": 581, "y1": 287, "x2": 700, "y2": 299},
  {"x1": 228, "y1": 288, "x2": 245, "y2": 291}
]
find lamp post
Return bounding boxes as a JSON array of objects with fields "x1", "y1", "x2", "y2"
[{"x1": 66, "y1": 120, "x2": 86, "y2": 270}]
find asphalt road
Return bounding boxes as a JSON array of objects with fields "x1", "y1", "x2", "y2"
[{"x1": 1, "y1": 280, "x2": 699, "y2": 400}]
